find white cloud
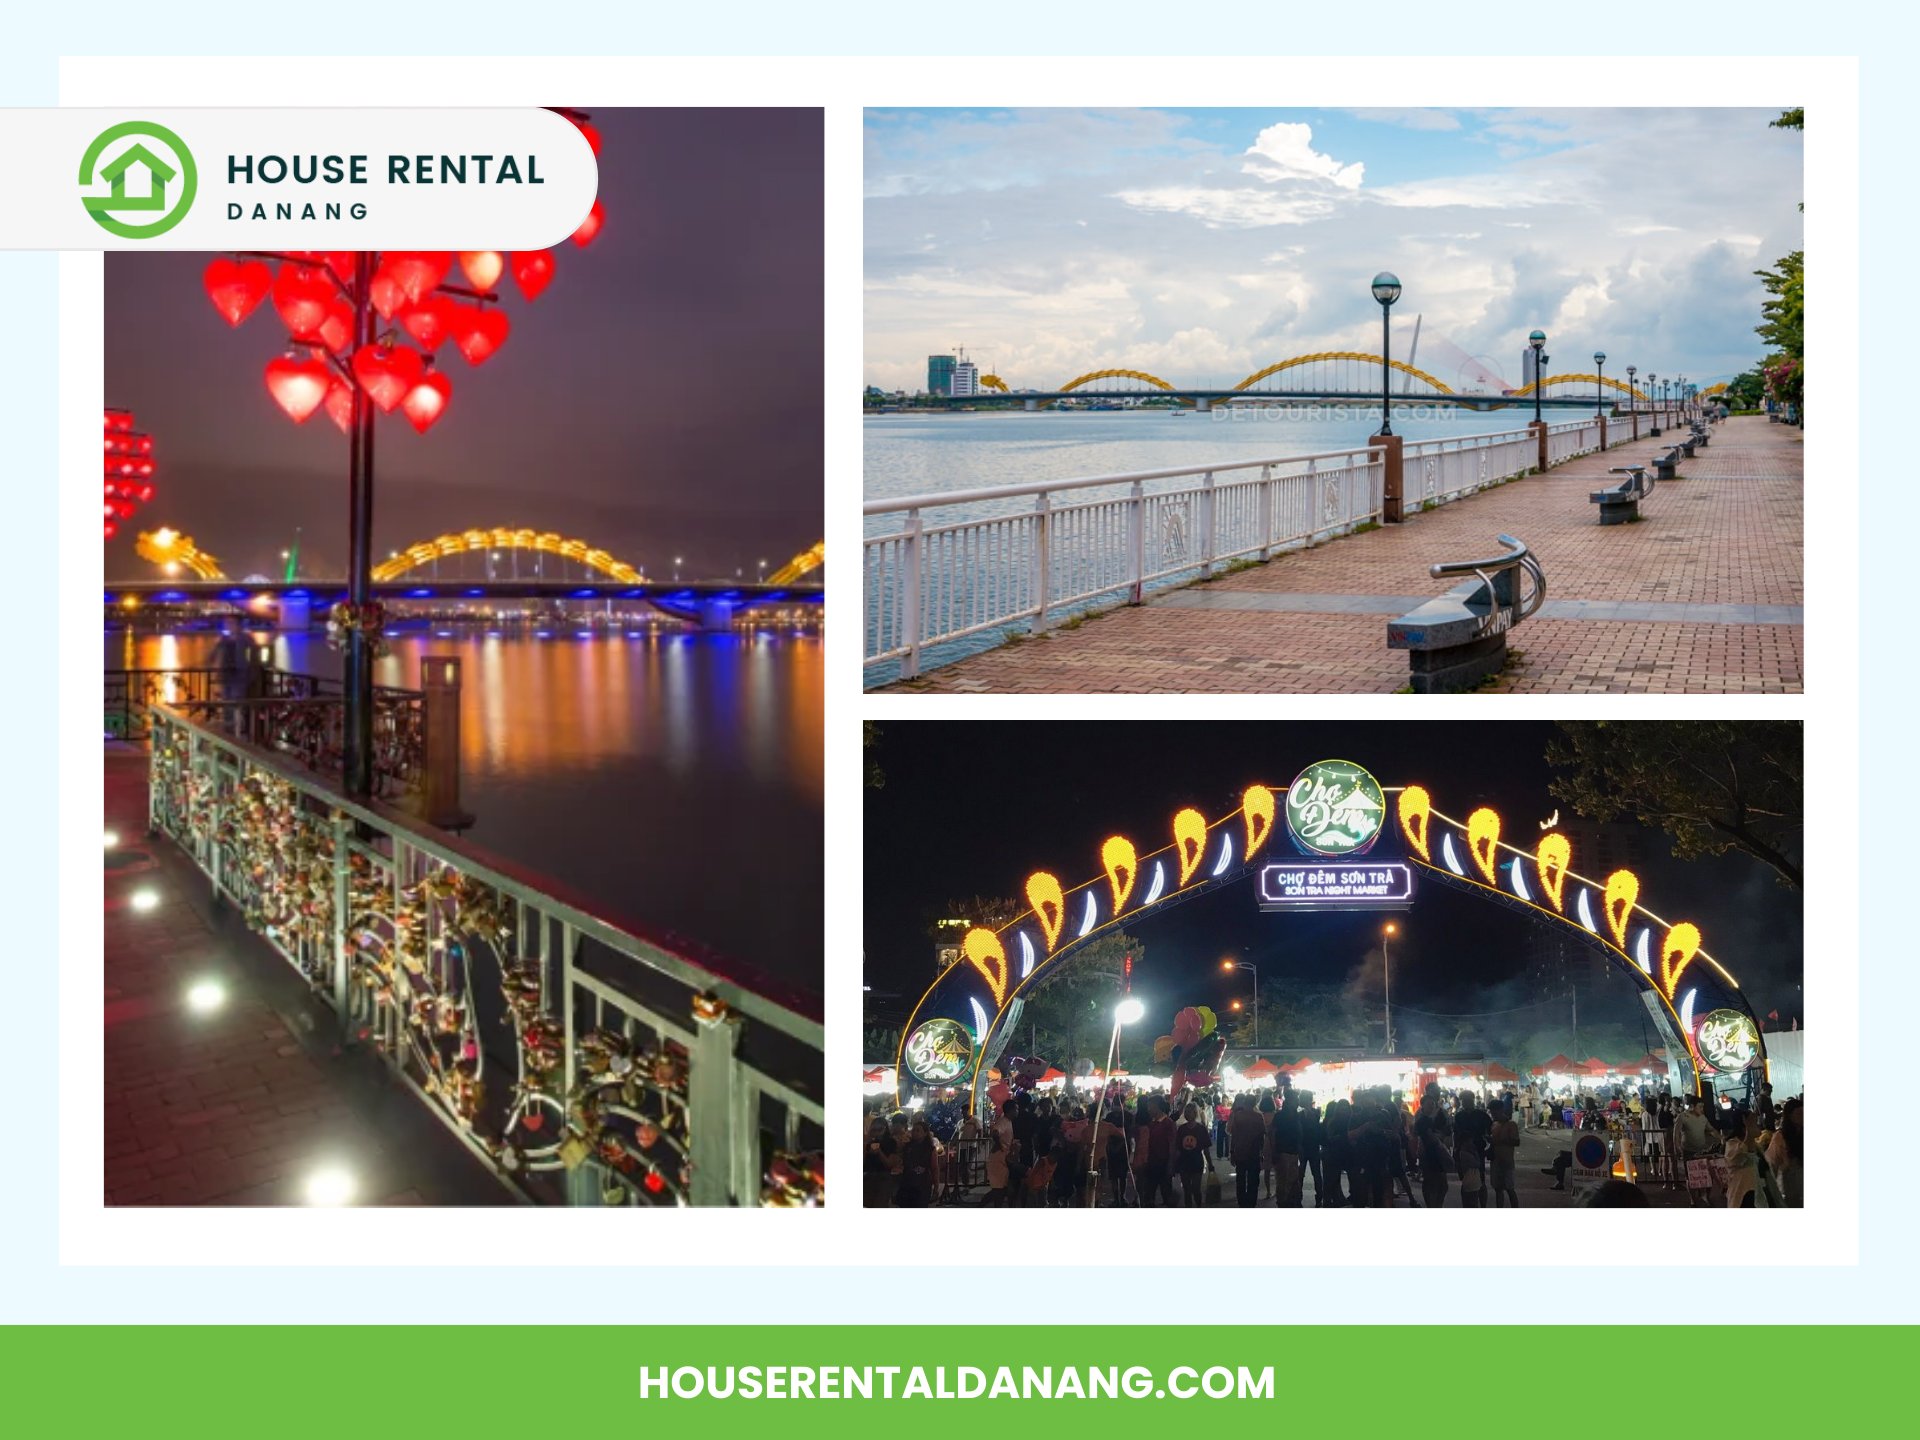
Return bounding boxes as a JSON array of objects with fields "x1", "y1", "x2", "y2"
[
  {"x1": 1241, "y1": 122, "x2": 1365, "y2": 189},
  {"x1": 1111, "y1": 185, "x2": 1337, "y2": 228},
  {"x1": 1344, "y1": 108, "x2": 1462, "y2": 132}
]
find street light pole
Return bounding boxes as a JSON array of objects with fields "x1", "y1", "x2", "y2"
[
  {"x1": 1371, "y1": 272, "x2": 1401, "y2": 437},
  {"x1": 1087, "y1": 995, "x2": 1146, "y2": 1208},
  {"x1": 1382, "y1": 922, "x2": 1398, "y2": 1054},
  {"x1": 1593, "y1": 351, "x2": 1607, "y2": 420},
  {"x1": 1528, "y1": 330, "x2": 1546, "y2": 426},
  {"x1": 1222, "y1": 957, "x2": 1259, "y2": 1048},
  {"x1": 342, "y1": 250, "x2": 376, "y2": 798},
  {"x1": 1648, "y1": 373, "x2": 1660, "y2": 436},
  {"x1": 1627, "y1": 365, "x2": 1637, "y2": 421}
]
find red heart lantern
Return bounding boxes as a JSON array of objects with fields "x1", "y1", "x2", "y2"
[
  {"x1": 322, "y1": 377, "x2": 356, "y2": 433},
  {"x1": 510, "y1": 249, "x2": 555, "y2": 302},
  {"x1": 264, "y1": 352, "x2": 333, "y2": 423},
  {"x1": 449, "y1": 305, "x2": 510, "y2": 366},
  {"x1": 573, "y1": 119, "x2": 602, "y2": 156},
  {"x1": 351, "y1": 343, "x2": 424, "y2": 413},
  {"x1": 104, "y1": 520, "x2": 118, "y2": 540},
  {"x1": 522, "y1": 1111, "x2": 545, "y2": 1134},
  {"x1": 315, "y1": 297, "x2": 354, "y2": 354},
  {"x1": 383, "y1": 251, "x2": 452, "y2": 305},
  {"x1": 203, "y1": 257, "x2": 272, "y2": 327},
  {"x1": 369, "y1": 269, "x2": 405, "y2": 320},
  {"x1": 397, "y1": 296, "x2": 452, "y2": 351},
  {"x1": 400, "y1": 371, "x2": 452, "y2": 434},
  {"x1": 270, "y1": 265, "x2": 334, "y2": 338},
  {"x1": 571, "y1": 200, "x2": 604, "y2": 248},
  {"x1": 459, "y1": 250, "x2": 504, "y2": 291}
]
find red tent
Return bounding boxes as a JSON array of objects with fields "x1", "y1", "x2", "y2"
[
  {"x1": 1280, "y1": 1057, "x2": 1315, "y2": 1074},
  {"x1": 861, "y1": 1066, "x2": 888, "y2": 1083},
  {"x1": 1243, "y1": 1058, "x2": 1281, "y2": 1079},
  {"x1": 1485, "y1": 1062, "x2": 1520, "y2": 1082},
  {"x1": 1538, "y1": 1054, "x2": 1578, "y2": 1073},
  {"x1": 1040, "y1": 1067, "x2": 1067, "y2": 1084},
  {"x1": 1629, "y1": 1054, "x2": 1669, "y2": 1075},
  {"x1": 1579, "y1": 1057, "x2": 1614, "y2": 1076}
]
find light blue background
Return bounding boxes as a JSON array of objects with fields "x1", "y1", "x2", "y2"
[{"x1": 3, "y1": 4, "x2": 1903, "y2": 1324}]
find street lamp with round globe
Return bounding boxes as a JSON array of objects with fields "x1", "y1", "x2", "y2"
[
  {"x1": 1088, "y1": 993, "x2": 1148, "y2": 1205},
  {"x1": 1371, "y1": 272, "x2": 1401, "y2": 436},
  {"x1": 1593, "y1": 351, "x2": 1607, "y2": 419}
]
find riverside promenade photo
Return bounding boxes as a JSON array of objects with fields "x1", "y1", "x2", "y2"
[{"x1": 870, "y1": 412, "x2": 1799, "y2": 695}]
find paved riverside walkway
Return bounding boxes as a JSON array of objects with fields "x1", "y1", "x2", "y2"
[
  {"x1": 104, "y1": 743, "x2": 509, "y2": 1206},
  {"x1": 887, "y1": 415, "x2": 1802, "y2": 694}
]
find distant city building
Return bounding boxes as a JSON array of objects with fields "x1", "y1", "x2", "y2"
[
  {"x1": 927, "y1": 354, "x2": 956, "y2": 396},
  {"x1": 951, "y1": 360, "x2": 980, "y2": 397}
]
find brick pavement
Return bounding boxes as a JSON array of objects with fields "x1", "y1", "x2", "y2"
[
  {"x1": 104, "y1": 744, "x2": 510, "y2": 1206},
  {"x1": 887, "y1": 416, "x2": 1802, "y2": 694}
]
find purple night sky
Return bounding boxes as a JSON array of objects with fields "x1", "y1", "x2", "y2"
[{"x1": 105, "y1": 108, "x2": 822, "y2": 582}]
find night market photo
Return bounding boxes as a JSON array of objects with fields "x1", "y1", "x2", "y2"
[{"x1": 863, "y1": 720, "x2": 1802, "y2": 1210}]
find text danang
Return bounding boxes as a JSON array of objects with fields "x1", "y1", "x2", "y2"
[{"x1": 225, "y1": 155, "x2": 546, "y2": 185}]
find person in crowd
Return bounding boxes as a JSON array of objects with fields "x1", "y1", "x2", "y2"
[
  {"x1": 1488, "y1": 1101, "x2": 1521, "y2": 1208},
  {"x1": 1174, "y1": 1101, "x2": 1213, "y2": 1207},
  {"x1": 1453, "y1": 1091, "x2": 1491, "y2": 1206},
  {"x1": 1518, "y1": 1085, "x2": 1535, "y2": 1131},
  {"x1": 1674, "y1": 1094, "x2": 1721, "y2": 1206},
  {"x1": 1213, "y1": 1092, "x2": 1232, "y2": 1160},
  {"x1": 1386, "y1": 1095, "x2": 1419, "y2": 1207},
  {"x1": 1414, "y1": 1084, "x2": 1452, "y2": 1209},
  {"x1": 1138, "y1": 1096, "x2": 1175, "y2": 1208},
  {"x1": 1322, "y1": 1098, "x2": 1353, "y2": 1207},
  {"x1": 864, "y1": 1114, "x2": 900, "y2": 1208},
  {"x1": 1587, "y1": 1178, "x2": 1650, "y2": 1207},
  {"x1": 1272, "y1": 1089, "x2": 1304, "y2": 1208},
  {"x1": 1298, "y1": 1093, "x2": 1325, "y2": 1206},
  {"x1": 895, "y1": 1115, "x2": 937, "y2": 1208},
  {"x1": 984, "y1": 1113, "x2": 1012, "y2": 1206},
  {"x1": 1766, "y1": 1098, "x2": 1803, "y2": 1208},
  {"x1": 1724, "y1": 1110, "x2": 1763, "y2": 1208},
  {"x1": 1227, "y1": 1093, "x2": 1267, "y2": 1208},
  {"x1": 1096, "y1": 1102, "x2": 1131, "y2": 1208},
  {"x1": 1255, "y1": 1091, "x2": 1278, "y2": 1201}
]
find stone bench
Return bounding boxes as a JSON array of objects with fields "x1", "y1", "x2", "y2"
[
  {"x1": 1590, "y1": 465, "x2": 1652, "y2": 525},
  {"x1": 1689, "y1": 421, "x2": 1710, "y2": 449},
  {"x1": 1650, "y1": 445, "x2": 1684, "y2": 480},
  {"x1": 1387, "y1": 535, "x2": 1545, "y2": 693}
]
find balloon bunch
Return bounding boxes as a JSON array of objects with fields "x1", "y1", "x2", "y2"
[
  {"x1": 200, "y1": 110, "x2": 603, "y2": 438},
  {"x1": 1153, "y1": 1006, "x2": 1226, "y2": 1092}
]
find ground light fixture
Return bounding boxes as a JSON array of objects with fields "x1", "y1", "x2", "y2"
[
  {"x1": 129, "y1": 887, "x2": 160, "y2": 913},
  {"x1": 303, "y1": 1165, "x2": 357, "y2": 1207},
  {"x1": 185, "y1": 978, "x2": 227, "y2": 1015}
]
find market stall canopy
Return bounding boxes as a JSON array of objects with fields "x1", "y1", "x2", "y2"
[
  {"x1": 1537, "y1": 1054, "x2": 1578, "y2": 1073},
  {"x1": 1579, "y1": 1057, "x2": 1614, "y2": 1075},
  {"x1": 1630, "y1": 1053, "x2": 1670, "y2": 1074},
  {"x1": 861, "y1": 1066, "x2": 888, "y2": 1083},
  {"x1": 1243, "y1": 1058, "x2": 1281, "y2": 1078},
  {"x1": 1040, "y1": 1067, "x2": 1067, "y2": 1084},
  {"x1": 1485, "y1": 1063, "x2": 1520, "y2": 1082}
]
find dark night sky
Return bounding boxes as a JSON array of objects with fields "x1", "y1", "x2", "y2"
[
  {"x1": 865, "y1": 721, "x2": 1804, "y2": 1042},
  {"x1": 105, "y1": 109, "x2": 821, "y2": 583}
]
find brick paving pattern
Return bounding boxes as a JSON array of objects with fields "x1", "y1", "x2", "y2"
[
  {"x1": 886, "y1": 416, "x2": 1802, "y2": 694},
  {"x1": 104, "y1": 744, "x2": 508, "y2": 1206}
]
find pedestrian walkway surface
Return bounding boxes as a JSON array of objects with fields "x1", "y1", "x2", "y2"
[
  {"x1": 888, "y1": 416, "x2": 1802, "y2": 694},
  {"x1": 104, "y1": 744, "x2": 510, "y2": 1207}
]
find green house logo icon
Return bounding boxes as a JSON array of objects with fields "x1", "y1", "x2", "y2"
[{"x1": 79, "y1": 121, "x2": 198, "y2": 239}]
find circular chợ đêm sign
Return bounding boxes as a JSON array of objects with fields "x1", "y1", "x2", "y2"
[
  {"x1": 903, "y1": 1016, "x2": 976, "y2": 1085},
  {"x1": 1284, "y1": 759, "x2": 1388, "y2": 857},
  {"x1": 1694, "y1": 1008, "x2": 1761, "y2": 1073}
]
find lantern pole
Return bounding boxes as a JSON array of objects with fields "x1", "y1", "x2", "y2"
[{"x1": 343, "y1": 250, "x2": 377, "y2": 799}]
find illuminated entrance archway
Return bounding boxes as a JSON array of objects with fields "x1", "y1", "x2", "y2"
[{"x1": 893, "y1": 768, "x2": 1766, "y2": 1108}]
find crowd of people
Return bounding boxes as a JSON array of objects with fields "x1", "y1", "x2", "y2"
[{"x1": 863, "y1": 1077, "x2": 1803, "y2": 1210}]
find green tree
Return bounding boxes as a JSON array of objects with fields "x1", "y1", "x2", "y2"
[
  {"x1": 1547, "y1": 721, "x2": 1802, "y2": 888},
  {"x1": 1011, "y1": 931, "x2": 1142, "y2": 1073},
  {"x1": 1755, "y1": 251, "x2": 1804, "y2": 360},
  {"x1": 1772, "y1": 108, "x2": 1804, "y2": 131},
  {"x1": 1725, "y1": 369, "x2": 1767, "y2": 410}
]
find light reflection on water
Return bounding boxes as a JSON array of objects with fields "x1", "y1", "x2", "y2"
[{"x1": 109, "y1": 626, "x2": 823, "y2": 992}]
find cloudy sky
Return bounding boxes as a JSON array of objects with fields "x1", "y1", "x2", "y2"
[{"x1": 865, "y1": 107, "x2": 1802, "y2": 394}]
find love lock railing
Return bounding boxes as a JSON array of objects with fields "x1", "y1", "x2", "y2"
[{"x1": 146, "y1": 703, "x2": 824, "y2": 1208}]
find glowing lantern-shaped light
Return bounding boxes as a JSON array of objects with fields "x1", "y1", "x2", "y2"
[
  {"x1": 459, "y1": 250, "x2": 505, "y2": 291},
  {"x1": 351, "y1": 342, "x2": 425, "y2": 414},
  {"x1": 400, "y1": 371, "x2": 452, "y2": 434},
  {"x1": 270, "y1": 265, "x2": 335, "y2": 339},
  {"x1": 573, "y1": 119, "x2": 602, "y2": 155},
  {"x1": 571, "y1": 199, "x2": 605, "y2": 248},
  {"x1": 382, "y1": 251, "x2": 453, "y2": 305},
  {"x1": 315, "y1": 297, "x2": 354, "y2": 354},
  {"x1": 449, "y1": 305, "x2": 510, "y2": 366},
  {"x1": 369, "y1": 269, "x2": 405, "y2": 320},
  {"x1": 264, "y1": 351, "x2": 333, "y2": 423},
  {"x1": 202, "y1": 257, "x2": 272, "y2": 328},
  {"x1": 322, "y1": 377, "x2": 356, "y2": 434},
  {"x1": 510, "y1": 249, "x2": 555, "y2": 302},
  {"x1": 397, "y1": 296, "x2": 454, "y2": 351}
]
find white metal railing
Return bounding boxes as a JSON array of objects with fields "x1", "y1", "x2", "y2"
[
  {"x1": 1401, "y1": 427, "x2": 1536, "y2": 511},
  {"x1": 863, "y1": 447, "x2": 1384, "y2": 677},
  {"x1": 146, "y1": 704, "x2": 823, "y2": 1208},
  {"x1": 1547, "y1": 419, "x2": 1605, "y2": 465}
]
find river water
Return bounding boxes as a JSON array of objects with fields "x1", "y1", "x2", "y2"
[{"x1": 108, "y1": 626, "x2": 823, "y2": 997}]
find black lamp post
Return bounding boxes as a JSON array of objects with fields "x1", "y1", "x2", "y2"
[
  {"x1": 1594, "y1": 350, "x2": 1607, "y2": 419},
  {"x1": 1627, "y1": 364, "x2": 1637, "y2": 418},
  {"x1": 1371, "y1": 271, "x2": 1401, "y2": 436},
  {"x1": 1529, "y1": 329, "x2": 1547, "y2": 426},
  {"x1": 1648, "y1": 373, "x2": 1660, "y2": 436}
]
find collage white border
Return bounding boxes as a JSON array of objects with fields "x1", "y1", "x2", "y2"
[{"x1": 55, "y1": 56, "x2": 1853, "y2": 1283}]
